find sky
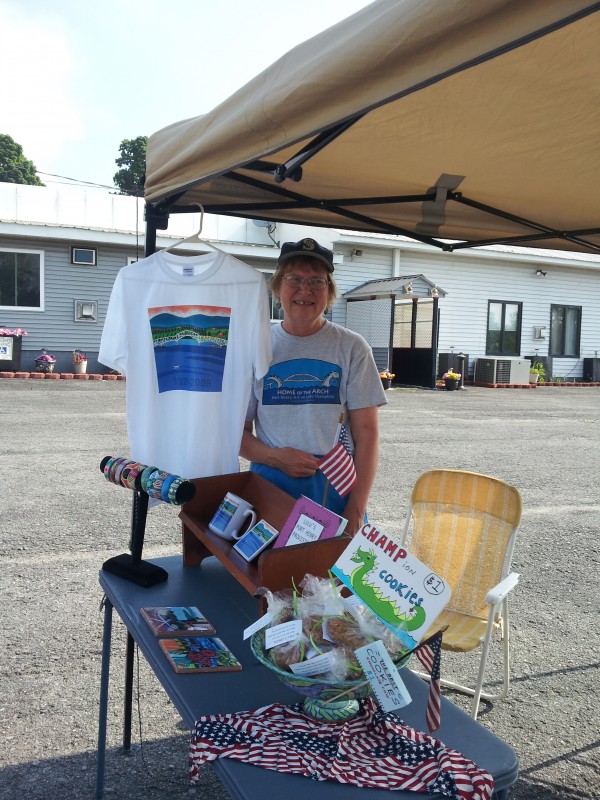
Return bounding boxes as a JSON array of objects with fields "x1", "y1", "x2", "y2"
[{"x1": 0, "y1": 0, "x2": 373, "y2": 191}]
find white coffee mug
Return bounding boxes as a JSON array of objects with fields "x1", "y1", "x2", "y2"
[{"x1": 208, "y1": 492, "x2": 257, "y2": 540}]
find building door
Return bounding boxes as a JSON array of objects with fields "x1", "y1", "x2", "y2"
[{"x1": 391, "y1": 298, "x2": 438, "y2": 388}]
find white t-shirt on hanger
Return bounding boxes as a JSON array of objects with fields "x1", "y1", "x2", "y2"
[{"x1": 99, "y1": 250, "x2": 272, "y2": 479}]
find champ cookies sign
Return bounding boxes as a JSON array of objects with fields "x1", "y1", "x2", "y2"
[{"x1": 332, "y1": 522, "x2": 451, "y2": 653}]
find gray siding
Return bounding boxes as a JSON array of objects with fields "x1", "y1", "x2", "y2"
[
  {"x1": 1, "y1": 236, "x2": 132, "y2": 371},
  {"x1": 2, "y1": 187, "x2": 599, "y2": 381}
]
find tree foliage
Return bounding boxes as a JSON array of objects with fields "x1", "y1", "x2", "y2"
[
  {"x1": 0, "y1": 134, "x2": 44, "y2": 186},
  {"x1": 113, "y1": 136, "x2": 147, "y2": 195}
]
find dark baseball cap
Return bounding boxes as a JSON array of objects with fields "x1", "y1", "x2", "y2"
[{"x1": 278, "y1": 238, "x2": 334, "y2": 273}]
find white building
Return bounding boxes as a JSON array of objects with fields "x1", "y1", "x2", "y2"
[{"x1": 1, "y1": 183, "x2": 599, "y2": 382}]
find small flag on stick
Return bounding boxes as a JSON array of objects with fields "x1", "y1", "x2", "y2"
[
  {"x1": 317, "y1": 423, "x2": 357, "y2": 497},
  {"x1": 414, "y1": 629, "x2": 443, "y2": 732}
]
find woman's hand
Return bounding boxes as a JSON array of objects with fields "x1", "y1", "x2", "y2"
[
  {"x1": 271, "y1": 448, "x2": 319, "y2": 478},
  {"x1": 240, "y1": 425, "x2": 318, "y2": 478}
]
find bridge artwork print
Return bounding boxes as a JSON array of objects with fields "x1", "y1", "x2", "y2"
[{"x1": 148, "y1": 305, "x2": 230, "y2": 393}]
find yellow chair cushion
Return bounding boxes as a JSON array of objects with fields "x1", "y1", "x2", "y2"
[{"x1": 423, "y1": 609, "x2": 500, "y2": 653}]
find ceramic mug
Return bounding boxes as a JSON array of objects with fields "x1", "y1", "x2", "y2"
[{"x1": 208, "y1": 492, "x2": 257, "y2": 540}]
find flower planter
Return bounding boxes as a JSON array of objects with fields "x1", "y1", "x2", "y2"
[
  {"x1": 444, "y1": 378, "x2": 459, "y2": 391},
  {"x1": 529, "y1": 373, "x2": 539, "y2": 383},
  {"x1": 73, "y1": 361, "x2": 87, "y2": 374},
  {"x1": 381, "y1": 378, "x2": 392, "y2": 390},
  {"x1": 35, "y1": 360, "x2": 56, "y2": 373}
]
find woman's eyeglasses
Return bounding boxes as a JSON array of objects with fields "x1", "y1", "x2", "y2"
[{"x1": 282, "y1": 274, "x2": 329, "y2": 290}]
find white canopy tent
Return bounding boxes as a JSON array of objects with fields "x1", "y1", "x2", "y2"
[{"x1": 144, "y1": 0, "x2": 600, "y2": 255}]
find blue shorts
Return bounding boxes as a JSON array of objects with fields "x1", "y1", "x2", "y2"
[{"x1": 249, "y1": 462, "x2": 349, "y2": 517}]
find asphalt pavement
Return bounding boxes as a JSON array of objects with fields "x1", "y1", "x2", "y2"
[{"x1": 0, "y1": 379, "x2": 598, "y2": 800}]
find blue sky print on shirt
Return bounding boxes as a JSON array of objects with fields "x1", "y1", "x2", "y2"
[
  {"x1": 148, "y1": 305, "x2": 230, "y2": 393},
  {"x1": 262, "y1": 358, "x2": 341, "y2": 405}
]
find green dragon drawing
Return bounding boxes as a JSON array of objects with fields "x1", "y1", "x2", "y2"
[{"x1": 349, "y1": 547, "x2": 426, "y2": 632}]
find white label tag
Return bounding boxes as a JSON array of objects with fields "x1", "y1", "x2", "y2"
[
  {"x1": 289, "y1": 650, "x2": 335, "y2": 676},
  {"x1": 286, "y1": 513, "x2": 324, "y2": 546},
  {"x1": 264, "y1": 619, "x2": 302, "y2": 649},
  {"x1": 343, "y1": 595, "x2": 366, "y2": 619},
  {"x1": 243, "y1": 611, "x2": 273, "y2": 640},
  {"x1": 182, "y1": 266, "x2": 195, "y2": 276},
  {"x1": 355, "y1": 640, "x2": 412, "y2": 712}
]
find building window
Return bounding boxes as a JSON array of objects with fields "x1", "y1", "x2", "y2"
[
  {"x1": 550, "y1": 304, "x2": 581, "y2": 357},
  {"x1": 258, "y1": 270, "x2": 284, "y2": 321},
  {"x1": 0, "y1": 249, "x2": 43, "y2": 309},
  {"x1": 71, "y1": 247, "x2": 97, "y2": 266},
  {"x1": 486, "y1": 300, "x2": 522, "y2": 355}
]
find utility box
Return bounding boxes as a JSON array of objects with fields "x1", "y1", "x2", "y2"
[
  {"x1": 438, "y1": 352, "x2": 469, "y2": 380},
  {"x1": 0, "y1": 334, "x2": 23, "y2": 371},
  {"x1": 475, "y1": 357, "x2": 530, "y2": 384},
  {"x1": 583, "y1": 358, "x2": 600, "y2": 381}
]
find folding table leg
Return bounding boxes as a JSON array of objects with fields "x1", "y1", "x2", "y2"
[
  {"x1": 123, "y1": 631, "x2": 135, "y2": 750},
  {"x1": 96, "y1": 597, "x2": 113, "y2": 799}
]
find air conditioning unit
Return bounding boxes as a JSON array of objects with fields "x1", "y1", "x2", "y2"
[{"x1": 475, "y1": 357, "x2": 531, "y2": 384}]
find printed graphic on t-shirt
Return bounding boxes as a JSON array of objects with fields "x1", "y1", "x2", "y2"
[
  {"x1": 262, "y1": 358, "x2": 341, "y2": 405},
  {"x1": 148, "y1": 305, "x2": 231, "y2": 393}
]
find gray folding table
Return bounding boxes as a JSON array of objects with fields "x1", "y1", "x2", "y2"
[{"x1": 96, "y1": 555, "x2": 519, "y2": 799}]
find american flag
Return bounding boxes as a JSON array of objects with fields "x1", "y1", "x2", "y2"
[
  {"x1": 189, "y1": 696, "x2": 493, "y2": 799},
  {"x1": 414, "y1": 629, "x2": 443, "y2": 732},
  {"x1": 316, "y1": 423, "x2": 357, "y2": 497}
]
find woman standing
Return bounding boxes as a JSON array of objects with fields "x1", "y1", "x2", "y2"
[{"x1": 241, "y1": 238, "x2": 386, "y2": 535}]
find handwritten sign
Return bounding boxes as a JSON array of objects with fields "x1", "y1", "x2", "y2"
[
  {"x1": 331, "y1": 522, "x2": 451, "y2": 652},
  {"x1": 355, "y1": 640, "x2": 412, "y2": 712},
  {"x1": 286, "y1": 513, "x2": 324, "y2": 546}
]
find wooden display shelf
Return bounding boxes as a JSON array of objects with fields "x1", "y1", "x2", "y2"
[{"x1": 179, "y1": 472, "x2": 350, "y2": 598}]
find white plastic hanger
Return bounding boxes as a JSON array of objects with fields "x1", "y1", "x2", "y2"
[{"x1": 159, "y1": 204, "x2": 225, "y2": 254}]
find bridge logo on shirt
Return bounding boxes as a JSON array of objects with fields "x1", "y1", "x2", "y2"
[
  {"x1": 262, "y1": 358, "x2": 341, "y2": 405},
  {"x1": 148, "y1": 304, "x2": 231, "y2": 393}
]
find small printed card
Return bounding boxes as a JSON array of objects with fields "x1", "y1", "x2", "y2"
[
  {"x1": 233, "y1": 519, "x2": 279, "y2": 562},
  {"x1": 159, "y1": 636, "x2": 242, "y2": 674},
  {"x1": 141, "y1": 606, "x2": 216, "y2": 636},
  {"x1": 354, "y1": 640, "x2": 412, "y2": 712},
  {"x1": 243, "y1": 611, "x2": 273, "y2": 641},
  {"x1": 264, "y1": 619, "x2": 303, "y2": 649},
  {"x1": 289, "y1": 651, "x2": 336, "y2": 677}
]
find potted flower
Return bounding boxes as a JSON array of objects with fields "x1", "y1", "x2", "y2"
[
  {"x1": 379, "y1": 369, "x2": 395, "y2": 389},
  {"x1": 529, "y1": 362, "x2": 545, "y2": 384},
  {"x1": 442, "y1": 370, "x2": 461, "y2": 390},
  {"x1": 72, "y1": 349, "x2": 87, "y2": 374},
  {"x1": 35, "y1": 348, "x2": 57, "y2": 373}
]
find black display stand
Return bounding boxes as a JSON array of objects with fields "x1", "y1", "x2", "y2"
[{"x1": 102, "y1": 491, "x2": 168, "y2": 587}]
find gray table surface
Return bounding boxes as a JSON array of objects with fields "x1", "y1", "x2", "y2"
[{"x1": 98, "y1": 555, "x2": 519, "y2": 799}]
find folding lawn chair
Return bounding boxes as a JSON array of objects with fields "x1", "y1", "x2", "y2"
[{"x1": 400, "y1": 469, "x2": 523, "y2": 719}]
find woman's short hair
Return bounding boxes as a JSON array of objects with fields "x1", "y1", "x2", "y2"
[{"x1": 269, "y1": 257, "x2": 337, "y2": 312}]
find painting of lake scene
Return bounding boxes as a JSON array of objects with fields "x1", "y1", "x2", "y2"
[{"x1": 148, "y1": 305, "x2": 230, "y2": 393}]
